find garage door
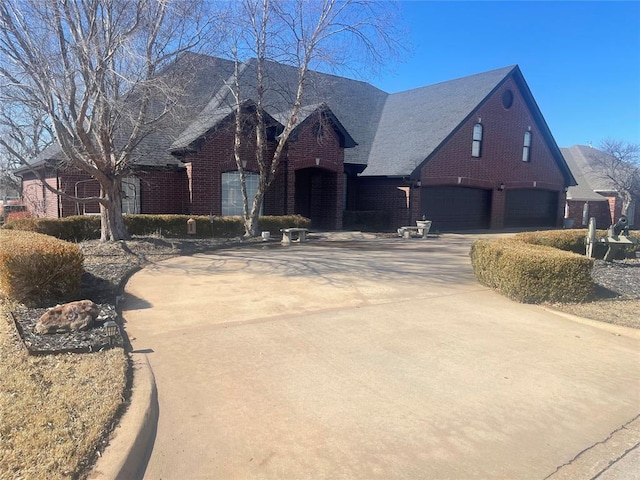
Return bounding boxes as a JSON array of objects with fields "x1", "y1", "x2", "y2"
[
  {"x1": 505, "y1": 189, "x2": 558, "y2": 228},
  {"x1": 421, "y1": 186, "x2": 491, "y2": 231}
]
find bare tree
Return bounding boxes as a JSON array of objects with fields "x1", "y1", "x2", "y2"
[
  {"x1": 228, "y1": 0, "x2": 401, "y2": 237},
  {"x1": 0, "y1": 103, "x2": 53, "y2": 198},
  {"x1": 592, "y1": 138, "x2": 640, "y2": 219},
  {"x1": 0, "y1": 0, "x2": 222, "y2": 240}
]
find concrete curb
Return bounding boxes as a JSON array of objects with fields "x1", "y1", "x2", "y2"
[
  {"x1": 543, "y1": 307, "x2": 640, "y2": 339},
  {"x1": 88, "y1": 354, "x2": 158, "y2": 480}
]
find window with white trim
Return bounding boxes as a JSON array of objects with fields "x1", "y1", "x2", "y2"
[
  {"x1": 221, "y1": 171, "x2": 261, "y2": 216},
  {"x1": 472, "y1": 123, "x2": 483, "y2": 158},
  {"x1": 522, "y1": 131, "x2": 532, "y2": 162},
  {"x1": 121, "y1": 177, "x2": 140, "y2": 214}
]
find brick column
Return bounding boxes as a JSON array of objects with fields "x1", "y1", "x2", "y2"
[{"x1": 490, "y1": 188, "x2": 506, "y2": 229}]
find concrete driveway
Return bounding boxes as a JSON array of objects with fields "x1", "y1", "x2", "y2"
[{"x1": 121, "y1": 234, "x2": 640, "y2": 479}]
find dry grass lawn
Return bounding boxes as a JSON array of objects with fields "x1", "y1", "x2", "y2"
[
  {"x1": 550, "y1": 298, "x2": 640, "y2": 329},
  {"x1": 0, "y1": 300, "x2": 127, "y2": 480}
]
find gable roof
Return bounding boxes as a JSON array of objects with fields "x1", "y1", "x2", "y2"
[
  {"x1": 561, "y1": 145, "x2": 616, "y2": 201},
  {"x1": 172, "y1": 58, "x2": 386, "y2": 165},
  {"x1": 364, "y1": 66, "x2": 516, "y2": 176},
  {"x1": 363, "y1": 66, "x2": 575, "y2": 187},
  {"x1": 14, "y1": 143, "x2": 66, "y2": 175},
  {"x1": 273, "y1": 103, "x2": 357, "y2": 148}
]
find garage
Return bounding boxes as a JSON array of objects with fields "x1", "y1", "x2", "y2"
[
  {"x1": 420, "y1": 186, "x2": 491, "y2": 231},
  {"x1": 505, "y1": 189, "x2": 558, "y2": 228}
]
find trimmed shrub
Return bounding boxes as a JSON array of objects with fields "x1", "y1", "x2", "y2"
[
  {"x1": 257, "y1": 215, "x2": 311, "y2": 234},
  {"x1": 0, "y1": 230, "x2": 84, "y2": 306},
  {"x1": 2, "y1": 214, "x2": 312, "y2": 240},
  {"x1": 123, "y1": 214, "x2": 310, "y2": 238},
  {"x1": 514, "y1": 229, "x2": 588, "y2": 255},
  {"x1": 2, "y1": 216, "x2": 101, "y2": 241},
  {"x1": 515, "y1": 229, "x2": 639, "y2": 259},
  {"x1": 343, "y1": 210, "x2": 390, "y2": 232},
  {"x1": 470, "y1": 238, "x2": 594, "y2": 303}
]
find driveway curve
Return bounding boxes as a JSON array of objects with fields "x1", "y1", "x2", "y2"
[{"x1": 121, "y1": 234, "x2": 640, "y2": 479}]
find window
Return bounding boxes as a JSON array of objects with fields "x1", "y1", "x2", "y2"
[
  {"x1": 502, "y1": 89, "x2": 514, "y2": 109},
  {"x1": 472, "y1": 123, "x2": 483, "y2": 157},
  {"x1": 121, "y1": 177, "x2": 140, "y2": 214},
  {"x1": 522, "y1": 131, "x2": 532, "y2": 162},
  {"x1": 221, "y1": 171, "x2": 261, "y2": 216}
]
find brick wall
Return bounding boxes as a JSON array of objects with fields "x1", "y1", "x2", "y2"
[
  {"x1": 183, "y1": 111, "x2": 345, "y2": 229},
  {"x1": 285, "y1": 117, "x2": 344, "y2": 229},
  {"x1": 419, "y1": 77, "x2": 566, "y2": 229},
  {"x1": 138, "y1": 169, "x2": 189, "y2": 214},
  {"x1": 355, "y1": 177, "x2": 412, "y2": 228},
  {"x1": 184, "y1": 121, "x2": 268, "y2": 216},
  {"x1": 21, "y1": 167, "x2": 189, "y2": 218},
  {"x1": 565, "y1": 200, "x2": 612, "y2": 228},
  {"x1": 21, "y1": 169, "x2": 100, "y2": 218},
  {"x1": 565, "y1": 196, "x2": 640, "y2": 229},
  {"x1": 58, "y1": 172, "x2": 101, "y2": 216},
  {"x1": 21, "y1": 172, "x2": 58, "y2": 218}
]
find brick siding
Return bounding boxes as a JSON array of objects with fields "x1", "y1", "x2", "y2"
[
  {"x1": 138, "y1": 169, "x2": 189, "y2": 214},
  {"x1": 21, "y1": 172, "x2": 58, "y2": 217},
  {"x1": 418, "y1": 77, "x2": 566, "y2": 229},
  {"x1": 183, "y1": 111, "x2": 345, "y2": 229}
]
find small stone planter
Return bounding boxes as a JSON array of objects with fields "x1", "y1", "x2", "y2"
[{"x1": 416, "y1": 220, "x2": 432, "y2": 237}]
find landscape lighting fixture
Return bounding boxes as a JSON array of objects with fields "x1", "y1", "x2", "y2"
[{"x1": 104, "y1": 320, "x2": 119, "y2": 346}]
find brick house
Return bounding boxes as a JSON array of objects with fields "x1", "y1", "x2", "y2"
[
  {"x1": 562, "y1": 145, "x2": 639, "y2": 229},
  {"x1": 17, "y1": 54, "x2": 576, "y2": 232}
]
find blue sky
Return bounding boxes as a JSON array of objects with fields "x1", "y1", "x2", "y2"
[{"x1": 370, "y1": 1, "x2": 640, "y2": 148}]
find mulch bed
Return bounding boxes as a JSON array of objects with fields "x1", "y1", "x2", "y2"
[
  {"x1": 10, "y1": 303, "x2": 122, "y2": 355},
  {"x1": 591, "y1": 257, "x2": 640, "y2": 299}
]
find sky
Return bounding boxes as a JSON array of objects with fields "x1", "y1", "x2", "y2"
[{"x1": 368, "y1": 1, "x2": 640, "y2": 149}]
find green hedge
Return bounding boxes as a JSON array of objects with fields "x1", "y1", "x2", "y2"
[
  {"x1": 515, "y1": 229, "x2": 639, "y2": 259},
  {"x1": 470, "y1": 238, "x2": 594, "y2": 303},
  {"x1": 0, "y1": 230, "x2": 84, "y2": 306},
  {"x1": 1, "y1": 216, "x2": 102, "y2": 241},
  {"x1": 2, "y1": 214, "x2": 311, "y2": 241}
]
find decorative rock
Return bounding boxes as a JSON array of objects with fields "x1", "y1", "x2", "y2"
[{"x1": 35, "y1": 300, "x2": 100, "y2": 334}]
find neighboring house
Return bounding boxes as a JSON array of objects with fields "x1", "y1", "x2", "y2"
[
  {"x1": 562, "y1": 145, "x2": 638, "y2": 228},
  {"x1": 16, "y1": 54, "x2": 576, "y2": 232}
]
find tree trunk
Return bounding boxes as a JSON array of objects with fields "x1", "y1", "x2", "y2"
[
  {"x1": 620, "y1": 192, "x2": 633, "y2": 219},
  {"x1": 244, "y1": 184, "x2": 265, "y2": 238},
  {"x1": 99, "y1": 180, "x2": 129, "y2": 242}
]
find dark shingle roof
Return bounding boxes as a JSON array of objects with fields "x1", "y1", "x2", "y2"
[
  {"x1": 17, "y1": 53, "x2": 238, "y2": 172},
  {"x1": 272, "y1": 103, "x2": 357, "y2": 148},
  {"x1": 14, "y1": 143, "x2": 66, "y2": 175},
  {"x1": 363, "y1": 66, "x2": 516, "y2": 176},
  {"x1": 170, "y1": 103, "x2": 236, "y2": 152},
  {"x1": 130, "y1": 53, "x2": 238, "y2": 167},
  {"x1": 174, "y1": 58, "x2": 386, "y2": 164},
  {"x1": 561, "y1": 145, "x2": 616, "y2": 201},
  {"x1": 18, "y1": 54, "x2": 574, "y2": 187}
]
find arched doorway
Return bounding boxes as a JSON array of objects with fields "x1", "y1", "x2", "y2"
[{"x1": 294, "y1": 167, "x2": 338, "y2": 230}]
